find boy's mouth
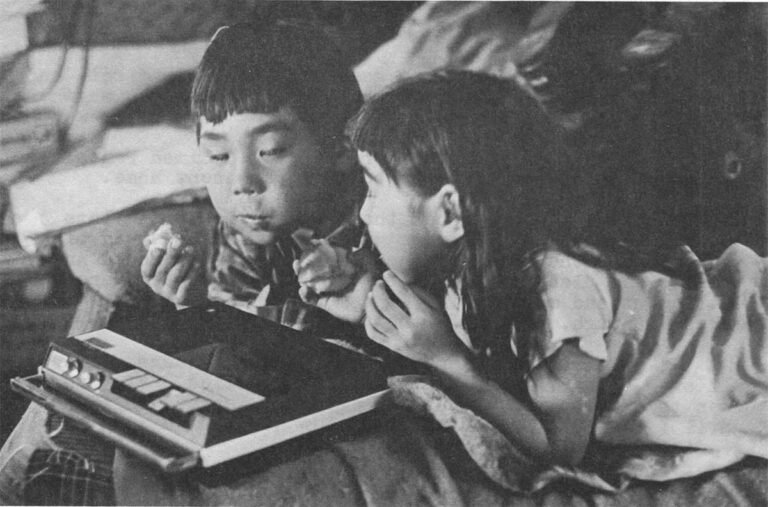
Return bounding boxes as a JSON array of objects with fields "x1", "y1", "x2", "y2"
[{"x1": 237, "y1": 215, "x2": 270, "y2": 230}]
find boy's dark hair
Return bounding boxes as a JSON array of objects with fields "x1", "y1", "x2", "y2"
[{"x1": 191, "y1": 20, "x2": 363, "y2": 149}]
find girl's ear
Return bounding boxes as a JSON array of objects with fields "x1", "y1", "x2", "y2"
[{"x1": 436, "y1": 184, "x2": 464, "y2": 243}]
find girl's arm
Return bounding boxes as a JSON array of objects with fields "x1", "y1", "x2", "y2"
[
  {"x1": 365, "y1": 271, "x2": 600, "y2": 466},
  {"x1": 434, "y1": 340, "x2": 600, "y2": 466}
]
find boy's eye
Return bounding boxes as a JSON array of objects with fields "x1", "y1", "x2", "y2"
[
  {"x1": 259, "y1": 146, "x2": 286, "y2": 157},
  {"x1": 209, "y1": 153, "x2": 229, "y2": 162}
]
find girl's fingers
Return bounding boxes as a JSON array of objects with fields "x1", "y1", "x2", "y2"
[
  {"x1": 292, "y1": 259, "x2": 300, "y2": 275},
  {"x1": 371, "y1": 280, "x2": 409, "y2": 327},
  {"x1": 406, "y1": 282, "x2": 441, "y2": 310},
  {"x1": 365, "y1": 291, "x2": 397, "y2": 335},
  {"x1": 381, "y1": 270, "x2": 420, "y2": 310},
  {"x1": 364, "y1": 299, "x2": 390, "y2": 345},
  {"x1": 364, "y1": 318, "x2": 387, "y2": 345}
]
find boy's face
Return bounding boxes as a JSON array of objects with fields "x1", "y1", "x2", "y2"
[
  {"x1": 199, "y1": 109, "x2": 334, "y2": 245},
  {"x1": 358, "y1": 151, "x2": 445, "y2": 284}
]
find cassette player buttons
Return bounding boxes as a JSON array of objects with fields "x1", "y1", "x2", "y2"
[{"x1": 45, "y1": 350, "x2": 71, "y2": 375}]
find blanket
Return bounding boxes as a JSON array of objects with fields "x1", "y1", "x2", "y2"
[{"x1": 112, "y1": 376, "x2": 767, "y2": 506}]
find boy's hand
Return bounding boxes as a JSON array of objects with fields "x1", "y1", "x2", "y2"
[
  {"x1": 141, "y1": 225, "x2": 207, "y2": 308},
  {"x1": 364, "y1": 271, "x2": 468, "y2": 369},
  {"x1": 294, "y1": 248, "x2": 378, "y2": 323},
  {"x1": 291, "y1": 228, "x2": 359, "y2": 294}
]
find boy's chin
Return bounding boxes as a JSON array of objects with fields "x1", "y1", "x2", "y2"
[{"x1": 239, "y1": 228, "x2": 279, "y2": 245}]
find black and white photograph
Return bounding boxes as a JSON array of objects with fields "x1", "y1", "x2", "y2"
[{"x1": 0, "y1": 1, "x2": 766, "y2": 505}]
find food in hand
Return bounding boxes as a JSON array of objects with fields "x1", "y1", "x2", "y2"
[
  {"x1": 143, "y1": 222, "x2": 179, "y2": 251},
  {"x1": 292, "y1": 229, "x2": 358, "y2": 294}
]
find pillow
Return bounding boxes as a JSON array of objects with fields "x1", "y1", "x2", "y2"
[{"x1": 61, "y1": 202, "x2": 218, "y2": 304}]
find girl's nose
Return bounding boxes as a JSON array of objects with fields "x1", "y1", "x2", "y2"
[
  {"x1": 232, "y1": 155, "x2": 266, "y2": 195},
  {"x1": 359, "y1": 197, "x2": 371, "y2": 225}
]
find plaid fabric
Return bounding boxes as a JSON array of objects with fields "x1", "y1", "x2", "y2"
[
  {"x1": 23, "y1": 448, "x2": 114, "y2": 506},
  {"x1": 209, "y1": 214, "x2": 365, "y2": 308}
]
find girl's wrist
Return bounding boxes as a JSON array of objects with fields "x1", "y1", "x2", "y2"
[{"x1": 429, "y1": 349, "x2": 480, "y2": 383}]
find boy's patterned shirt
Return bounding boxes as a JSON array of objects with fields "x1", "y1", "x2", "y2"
[{"x1": 206, "y1": 213, "x2": 367, "y2": 331}]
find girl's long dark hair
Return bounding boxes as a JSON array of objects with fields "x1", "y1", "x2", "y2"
[
  {"x1": 348, "y1": 71, "x2": 683, "y2": 351},
  {"x1": 349, "y1": 71, "x2": 583, "y2": 347}
]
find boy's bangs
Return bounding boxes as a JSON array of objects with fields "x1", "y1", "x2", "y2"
[{"x1": 191, "y1": 59, "x2": 299, "y2": 124}]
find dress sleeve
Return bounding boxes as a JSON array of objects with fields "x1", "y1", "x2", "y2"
[{"x1": 520, "y1": 251, "x2": 613, "y2": 372}]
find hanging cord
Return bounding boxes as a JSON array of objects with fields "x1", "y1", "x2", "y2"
[
  {"x1": 61, "y1": 0, "x2": 95, "y2": 141},
  {"x1": 22, "y1": 1, "x2": 84, "y2": 103}
]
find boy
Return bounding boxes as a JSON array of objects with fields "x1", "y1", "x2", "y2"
[
  {"x1": 0, "y1": 19, "x2": 373, "y2": 504},
  {"x1": 141, "y1": 20, "x2": 374, "y2": 326}
]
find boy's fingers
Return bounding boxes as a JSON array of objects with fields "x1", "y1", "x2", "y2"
[
  {"x1": 297, "y1": 252, "x2": 329, "y2": 273},
  {"x1": 292, "y1": 259, "x2": 300, "y2": 275},
  {"x1": 176, "y1": 264, "x2": 204, "y2": 305},
  {"x1": 298, "y1": 285, "x2": 318, "y2": 305},
  {"x1": 140, "y1": 247, "x2": 165, "y2": 280},
  {"x1": 154, "y1": 239, "x2": 185, "y2": 279},
  {"x1": 291, "y1": 228, "x2": 315, "y2": 251},
  {"x1": 164, "y1": 255, "x2": 195, "y2": 291}
]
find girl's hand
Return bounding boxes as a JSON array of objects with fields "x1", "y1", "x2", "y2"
[
  {"x1": 364, "y1": 271, "x2": 468, "y2": 369},
  {"x1": 295, "y1": 248, "x2": 378, "y2": 323},
  {"x1": 141, "y1": 234, "x2": 207, "y2": 308}
]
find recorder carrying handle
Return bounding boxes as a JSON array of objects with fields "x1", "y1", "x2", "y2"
[{"x1": 10, "y1": 374, "x2": 199, "y2": 473}]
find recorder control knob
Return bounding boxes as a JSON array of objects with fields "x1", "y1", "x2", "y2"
[
  {"x1": 89, "y1": 372, "x2": 105, "y2": 390},
  {"x1": 66, "y1": 358, "x2": 82, "y2": 378}
]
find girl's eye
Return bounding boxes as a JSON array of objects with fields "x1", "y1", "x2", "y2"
[
  {"x1": 259, "y1": 146, "x2": 286, "y2": 157},
  {"x1": 209, "y1": 153, "x2": 229, "y2": 162}
]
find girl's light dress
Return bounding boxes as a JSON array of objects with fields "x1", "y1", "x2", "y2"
[
  {"x1": 448, "y1": 243, "x2": 768, "y2": 459},
  {"x1": 528, "y1": 243, "x2": 768, "y2": 457}
]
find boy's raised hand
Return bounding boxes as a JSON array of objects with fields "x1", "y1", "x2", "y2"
[
  {"x1": 140, "y1": 224, "x2": 208, "y2": 308},
  {"x1": 293, "y1": 246, "x2": 378, "y2": 324},
  {"x1": 364, "y1": 271, "x2": 468, "y2": 369}
]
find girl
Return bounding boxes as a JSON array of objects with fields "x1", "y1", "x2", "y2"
[{"x1": 345, "y1": 71, "x2": 768, "y2": 468}]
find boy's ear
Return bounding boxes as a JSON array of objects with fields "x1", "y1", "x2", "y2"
[{"x1": 435, "y1": 184, "x2": 464, "y2": 243}]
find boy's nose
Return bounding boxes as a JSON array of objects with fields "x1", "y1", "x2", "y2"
[{"x1": 232, "y1": 157, "x2": 266, "y2": 195}]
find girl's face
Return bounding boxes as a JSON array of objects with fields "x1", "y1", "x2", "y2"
[{"x1": 358, "y1": 151, "x2": 447, "y2": 284}]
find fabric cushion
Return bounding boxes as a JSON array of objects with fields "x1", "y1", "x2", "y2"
[{"x1": 61, "y1": 201, "x2": 218, "y2": 304}]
